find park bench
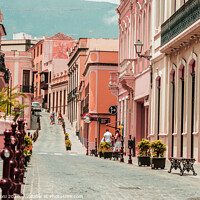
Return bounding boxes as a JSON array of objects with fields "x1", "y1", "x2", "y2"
[{"x1": 168, "y1": 157, "x2": 197, "y2": 176}]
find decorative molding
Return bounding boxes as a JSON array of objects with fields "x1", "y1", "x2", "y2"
[
  {"x1": 192, "y1": 132, "x2": 198, "y2": 135},
  {"x1": 158, "y1": 133, "x2": 168, "y2": 136},
  {"x1": 182, "y1": 132, "x2": 187, "y2": 135}
]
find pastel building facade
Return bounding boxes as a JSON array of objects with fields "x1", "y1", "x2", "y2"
[
  {"x1": 150, "y1": 0, "x2": 200, "y2": 162},
  {"x1": 110, "y1": 0, "x2": 152, "y2": 153},
  {"x1": 4, "y1": 51, "x2": 33, "y2": 129},
  {"x1": 67, "y1": 38, "x2": 118, "y2": 150},
  {"x1": 29, "y1": 33, "x2": 75, "y2": 109}
]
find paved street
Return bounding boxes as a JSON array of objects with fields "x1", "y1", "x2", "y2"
[{"x1": 13, "y1": 112, "x2": 200, "y2": 200}]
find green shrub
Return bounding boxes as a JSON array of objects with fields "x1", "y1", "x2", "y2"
[
  {"x1": 137, "y1": 138, "x2": 151, "y2": 156},
  {"x1": 151, "y1": 140, "x2": 167, "y2": 157}
]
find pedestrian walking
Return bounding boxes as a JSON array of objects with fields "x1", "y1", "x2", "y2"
[
  {"x1": 103, "y1": 129, "x2": 113, "y2": 145},
  {"x1": 114, "y1": 129, "x2": 122, "y2": 152},
  {"x1": 58, "y1": 112, "x2": 62, "y2": 125},
  {"x1": 50, "y1": 113, "x2": 54, "y2": 125}
]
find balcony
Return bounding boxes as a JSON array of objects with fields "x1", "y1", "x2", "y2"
[
  {"x1": 0, "y1": 52, "x2": 9, "y2": 84},
  {"x1": 40, "y1": 81, "x2": 48, "y2": 90},
  {"x1": 83, "y1": 103, "x2": 89, "y2": 115},
  {"x1": 20, "y1": 85, "x2": 34, "y2": 93},
  {"x1": 161, "y1": 0, "x2": 200, "y2": 53},
  {"x1": 109, "y1": 72, "x2": 119, "y2": 97},
  {"x1": 67, "y1": 87, "x2": 78, "y2": 102},
  {"x1": 119, "y1": 59, "x2": 135, "y2": 92},
  {"x1": 120, "y1": 59, "x2": 135, "y2": 73}
]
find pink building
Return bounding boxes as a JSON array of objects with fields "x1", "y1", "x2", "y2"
[
  {"x1": 109, "y1": 0, "x2": 152, "y2": 153},
  {"x1": 4, "y1": 51, "x2": 33, "y2": 129},
  {"x1": 28, "y1": 32, "x2": 75, "y2": 109}
]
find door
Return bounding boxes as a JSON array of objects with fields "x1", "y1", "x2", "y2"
[{"x1": 23, "y1": 70, "x2": 30, "y2": 92}]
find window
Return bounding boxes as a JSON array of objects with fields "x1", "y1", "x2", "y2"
[
  {"x1": 172, "y1": 0, "x2": 177, "y2": 14},
  {"x1": 143, "y1": 11, "x2": 146, "y2": 51},
  {"x1": 40, "y1": 61, "x2": 42, "y2": 72},
  {"x1": 124, "y1": 31, "x2": 126, "y2": 59},
  {"x1": 37, "y1": 46, "x2": 39, "y2": 57},
  {"x1": 148, "y1": 5, "x2": 152, "y2": 47},
  {"x1": 161, "y1": 0, "x2": 165, "y2": 24},
  {"x1": 138, "y1": 16, "x2": 141, "y2": 40},
  {"x1": 36, "y1": 63, "x2": 38, "y2": 71},
  {"x1": 40, "y1": 44, "x2": 43, "y2": 55}
]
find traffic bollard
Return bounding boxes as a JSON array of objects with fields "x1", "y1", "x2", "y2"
[
  {"x1": 128, "y1": 135, "x2": 132, "y2": 164},
  {"x1": 120, "y1": 135, "x2": 124, "y2": 162},
  {"x1": 0, "y1": 129, "x2": 13, "y2": 200},
  {"x1": 9, "y1": 123, "x2": 18, "y2": 200}
]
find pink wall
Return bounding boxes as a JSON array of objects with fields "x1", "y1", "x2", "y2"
[
  {"x1": 4, "y1": 51, "x2": 33, "y2": 129},
  {"x1": 135, "y1": 70, "x2": 150, "y2": 98}
]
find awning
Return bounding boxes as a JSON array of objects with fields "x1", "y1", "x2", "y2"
[{"x1": 40, "y1": 69, "x2": 49, "y2": 74}]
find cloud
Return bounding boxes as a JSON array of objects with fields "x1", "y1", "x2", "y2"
[
  {"x1": 103, "y1": 10, "x2": 118, "y2": 25},
  {"x1": 85, "y1": 0, "x2": 120, "y2": 5}
]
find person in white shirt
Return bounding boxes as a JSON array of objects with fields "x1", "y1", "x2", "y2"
[{"x1": 103, "y1": 129, "x2": 113, "y2": 144}]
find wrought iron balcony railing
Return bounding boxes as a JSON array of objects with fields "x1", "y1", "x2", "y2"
[
  {"x1": 20, "y1": 85, "x2": 34, "y2": 93},
  {"x1": 161, "y1": 0, "x2": 200, "y2": 46},
  {"x1": 68, "y1": 91, "x2": 73, "y2": 102},
  {"x1": 83, "y1": 103, "x2": 89, "y2": 115}
]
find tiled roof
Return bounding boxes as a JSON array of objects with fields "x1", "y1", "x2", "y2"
[{"x1": 47, "y1": 32, "x2": 73, "y2": 40}]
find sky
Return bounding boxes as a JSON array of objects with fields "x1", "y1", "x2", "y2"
[
  {"x1": 86, "y1": 0, "x2": 120, "y2": 4},
  {"x1": 0, "y1": 0, "x2": 119, "y2": 40}
]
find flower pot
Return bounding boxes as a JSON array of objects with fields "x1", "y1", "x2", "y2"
[
  {"x1": 103, "y1": 152, "x2": 112, "y2": 160},
  {"x1": 138, "y1": 156, "x2": 151, "y2": 166},
  {"x1": 66, "y1": 146, "x2": 71, "y2": 151},
  {"x1": 151, "y1": 157, "x2": 166, "y2": 169},
  {"x1": 98, "y1": 151, "x2": 103, "y2": 158},
  {"x1": 112, "y1": 152, "x2": 120, "y2": 160}
]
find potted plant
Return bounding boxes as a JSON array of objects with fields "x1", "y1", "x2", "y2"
[
  {"x1": 65, "y1": 139, "x2": 72, "y2": 150},
  {"x1": 98, "y1": 142, "x2": 112, "y2": 159},
  {"x1": 150, "y1": 140, "x2": 167, "y2": 169},
  {"x1": 137, "y1": 138, "x2": 151, "y2": 166},
  {"x1": 24, "y1": 135, "x2": 33, "y2": 166},
  {"x1": 65, "y1": 133, "x2": 69, "y2": 140}
]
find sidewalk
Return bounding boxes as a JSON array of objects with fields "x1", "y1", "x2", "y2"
[{"x1": 62, "y1": 115, "x2": 86, "y2": 155}]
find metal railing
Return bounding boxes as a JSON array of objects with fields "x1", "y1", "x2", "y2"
[
  {"x1": 161, "y1": 0, "x2": 200, "y2": 46},
  {"x1": 20, "y1": 85, "x2": 34, "y2": 93}
]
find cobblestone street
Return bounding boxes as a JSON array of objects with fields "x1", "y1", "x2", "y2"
[{"x1": 17, "y1": 112, "x2": 200, "y2": 200}]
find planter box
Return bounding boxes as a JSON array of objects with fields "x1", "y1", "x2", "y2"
[
  {"x1": 151, "y1": 157, "x2": 166, "y2": 169},
  {"x1": 98, "y1": 151, "x2": 103, "y2": 158},
  {"x1": 66, "y1": 146, "x2": 71, "y2": 151},
  {"x1": 112, "y1": 152, "x2": 120, "y2": 160},
  {"x1": 103, "y1": 152, "x2": 112, "y2": 159},
  {"x1": 138, "y1": 156, "x2": 150, "y2": 166}
]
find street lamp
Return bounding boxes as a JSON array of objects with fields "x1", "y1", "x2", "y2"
[
  {"x1": 75, "y1": 91, "x2": 82, "y2": 140},
  {"x1": 134, "y1": 40, "x2": 152, "y2": 60},
  {"x1": 134, "y1": 40, "x2": 153, "y2": 88}
]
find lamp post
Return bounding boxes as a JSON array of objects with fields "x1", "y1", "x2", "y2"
[
  {"x1": 134, "y1": 40, "x2": 153, "y2": 88},
  {"x1": 75, "y1": 92, "x2": 81, "y2": 140},
  {"x1": 134, "y1": 40, "x2": 152, "y2": 61}
]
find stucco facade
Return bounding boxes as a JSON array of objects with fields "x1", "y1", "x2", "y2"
[
  {"x1": 67, "y1": 38, "x2": 118, "y2": 150},
  {"x1": 150, "y1": 0, "x2": 200, "y2": 162},
  {"x1": 28, "y1": 33, "x2": 75, "y2": 107},
  {"x1": 4, "y1": 51, "x2": 33, "y2": 129},
  {"x1": 110, "y1": 0, "x2": 152, "y2": 153}
]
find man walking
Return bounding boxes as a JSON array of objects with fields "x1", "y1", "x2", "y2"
[{"x1": 104, "y1": 129, "x2": 113, "y2": 144}]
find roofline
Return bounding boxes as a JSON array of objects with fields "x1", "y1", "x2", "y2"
[
  {"x1": 0, "y1": 24, "x2": 6, "y2": 36},
  {"x1": 83, "y1": 62, "x2": 118, "y2": 76}
]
